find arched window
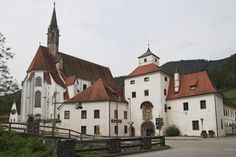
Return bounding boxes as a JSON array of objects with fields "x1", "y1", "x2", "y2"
[
  {"x1": 83, "y1": 84, "x2": 87, "y2": 90},
  {"x1": 35, "y1": 77, "x2": 42, "y2": 87},
  {"x1": 35, "y1": 91, "x2": 41, "y2": 107}
]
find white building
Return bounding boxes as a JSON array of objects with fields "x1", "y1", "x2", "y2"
[
  {"x1": 59, "y1": 79, "x2": 128, "y2": 136},
  {"x1": 14, "y1": 5, "x2": 234, "y2": 137},
  {"x1": 125, "y1": 48, "x2": 225, "y2": 137}
]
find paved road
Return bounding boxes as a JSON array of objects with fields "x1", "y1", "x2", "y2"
[{"x1": 121, "y1": 136, "x2": 236, "y2": 157}]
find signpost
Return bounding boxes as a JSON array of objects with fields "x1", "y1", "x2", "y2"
[{"x1": 156, "y1": 118, "x2": 164, "y2": 135}]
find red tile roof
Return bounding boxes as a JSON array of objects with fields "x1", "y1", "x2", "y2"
[
  {"x1": 60, "y1": 52, "x2": 115, "y2": 88},
  {"x1": 64, "y1": 79, "x2": 126, "y2": 103},
  {"x1": 127, "y1": 63, "x2": 161, "y2": 78},
  {"x1": 27, "y1": 46, "x2": 116, "y2": 89},
  {"x1": 167, "y1": 71, "x2": 217, "y2": 100},
  {"x1": 27, "y1": 46, "x2": 57, "y2": 73},
  {"x1": 65, "y1": 75, "x2": 76, "y2": 86}
]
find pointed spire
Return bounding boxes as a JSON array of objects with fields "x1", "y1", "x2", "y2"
[
  {"x1": 47, "y1": 3, "x2": 60, "y2": 57},
  {"x1": 50, "y1": 3, "x2": 58, "y2": 28}
]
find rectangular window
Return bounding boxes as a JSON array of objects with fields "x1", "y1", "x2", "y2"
[
  {"x1": 115, "y1": 126, "x2": 118, "y2": 134},
  {"x1": 200, "y1": 100, "x2": 206, "y2": 109},
  {"x1": 130, "y1": 80, "x2": 135, "y2": 84},
  {"x1": 164, "y1": 89, "x2": 167, "y2": 96},
  {"x1": 81, "y1": 126, "x2": 86, "y2": 134},
  {"x1": 81, "y1": 110, "x2": 87, "y2": 119},
  {"x1": 164, "y1": 77, "x2": 168, "y2": 82},
  {"x1": 183, "y1": 102, "x2": 188, "y2": 111},
  {"x1": 192, "y1": 120, "x2": 199, "y2": 130},
  {"x1": 132, "y1": 92, "x2": 136, "y2": 98},
  {"x1": 164, "y1": 104, "x2": 167, "y2": 112},
  {"x1": 144, "y1": 58, "x2": 147, "y2": 62},
  {"x1": 144, "y1": 90, "x2": 149, "y2": 96},
  {"x1": 94, "y1": 110, "x2": 100, "y2": 119},
  {"x1": 94, "y1": 125, "x2": 100, "y2": 135},
  {"x1": 124, "y1": 111, "x2": 128, "y2": 119},
  {"x1": 64, "y1": 111, "x2": 70, "y2": 119},
  {"x1": 114, "y1": 110, "x2": 118, "y2": 119},
  {"x1": 124, "y1": 125, "x2": 128, "y2": 134},
  {"x1": 144, "y1": 77, "x2": 149, "y2": 82}
]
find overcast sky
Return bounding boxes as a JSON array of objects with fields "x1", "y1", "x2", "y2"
[{"x1": 1, "y1": 0, "x2": 236, "y2": 85}]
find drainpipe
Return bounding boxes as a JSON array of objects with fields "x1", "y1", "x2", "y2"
[
  {"x1": 214, "y1": 93, "x2": 219, "y2": 137},
  {"x1": 109, "y1": 100, "x2": 111, "y2": 136}
]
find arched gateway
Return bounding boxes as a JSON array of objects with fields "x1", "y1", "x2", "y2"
[{"x1": 140, "y1": 101, "x2": 155, "y2": 136}]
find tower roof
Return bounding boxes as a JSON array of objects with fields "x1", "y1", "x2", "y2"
[
  {"x1": 49, "y1": 4, "x2": 58, "y2": 28},
  {"x1": 138, "y1": 48, "x2": 160, "y2": 59}
]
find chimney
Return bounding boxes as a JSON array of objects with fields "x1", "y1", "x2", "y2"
[{"x1": 174, "y1": 69, "x2": 180, "y2": 93}]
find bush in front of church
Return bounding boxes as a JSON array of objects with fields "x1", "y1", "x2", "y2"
[{"x1": 165, "y1": 125, "x2": 180, "y2": 136}]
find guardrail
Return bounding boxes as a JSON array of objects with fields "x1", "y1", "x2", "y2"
[{"x1": 0, "y1": 122, "x2": 97, "y2": 140}]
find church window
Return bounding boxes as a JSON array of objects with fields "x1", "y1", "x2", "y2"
[
  {"x1": 144, "y1": 58, "x2": 147, "y2": 62},
  {"x1": 164, "y1": 89, "x2": 167, "y2": 96},
  {"x1": 144, "y1": 77, "x2": 149, "y2": 82},
  {"x1": 34, "y1": 91, "x2": 41, "y2": 107},
  {"x1": 132, "y1": 92, "x2": 136, "y2": 98},
  {"x1": 83, "y1": 84, "x2": 87, "y2": 90},
  {"x1": 144, "y1": 90, "x2": 149, "y2": 96},
  {"x1": 130, "y1": 80, "x2": 135, "y2": 84},
  {"x1": 155, "y1": 58, "x2": 157, "y2": 62},
  {"x1": 183, "y1": 102, "x2": 188, "y2": 111},
  {"x1": 192, "y1": 120, "x2": 199, "y2": 130},
  {"x1": 35, "y1": 77, "x2": 42, "y2": 87},
  {"x1": 81, "y1": 110, "x2": 87, "y2": 119},
  {"x1": 64, "y1": 111, "x2": 70, "y2": 119}
]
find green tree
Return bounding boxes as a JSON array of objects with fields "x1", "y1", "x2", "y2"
[{"x1": 0, "y1": 32, "x2": 19, "y2": 95}]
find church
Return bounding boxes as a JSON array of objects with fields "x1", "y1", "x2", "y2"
[{"x1": 11, "y1": 6, "x2": 235, "y2": 137}]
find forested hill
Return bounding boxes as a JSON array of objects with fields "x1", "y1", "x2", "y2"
[{"x1": 161, "y1": 54, "x2": 236, "y2": 91}]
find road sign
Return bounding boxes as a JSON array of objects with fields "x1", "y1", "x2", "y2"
[{"x1": 156, "y1": 118, "x2": 164, "y2": 127}]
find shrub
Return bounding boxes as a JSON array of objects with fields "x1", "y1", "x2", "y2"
[
  {"x1": 165, "y1": 125, "x2": 180, "y2": 136},
  {"x1": 201, "y1": 130, "x2": 208, "y2": 138},
  {"x1": 208, "y1": 130, "x2": 215, "y2": 138}
]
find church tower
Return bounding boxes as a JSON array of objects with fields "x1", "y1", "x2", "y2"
[{"x1": 47, "y1": 3, "x2": 59, "y2": 57}]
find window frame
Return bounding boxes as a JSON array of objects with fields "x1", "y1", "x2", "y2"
[
  {"x1": 200, "y1": 100, "x2": 206, "y2": 109},
  {"x1": 94, "y1": 110, "x2": 100, "y2": 119},
  {"x1": 81, "y1": 110, "x2": 87, "y2": 119},
  {"x1": 130, "y1": 80, "x2": 135, "y2": 85},
  {"x1": 124, "y1": 125, "x2": 128, "y2": 134},
  {"x1": 132, "y1": 92, "x2": 136, "y2": 98},
  {"x1": 34, "y1": 90, "x2": 41, "y2": 108},
  {"x1": 124, "y1": 111, "x2": 128, "y2": 119},
  {"x1": 35, "y1": 76, "x2": 42, "y2": 87},
  {"x1": 144, "y1": 77, "x2": 149, "y2": 82},
  {"x1": 64, "y1": 111, "x2": 70, "y2": 119},
  {"x1": 81, "y1": 126, "x2": 86, "y2": 134},
  {"x1": 114, "y1": 110, "x2": 118, "y2": 119},
  {"x1": 192, "y1": 120, "x2": 199, "y2": 130},
  {"x1": 183, "y1": 102, "x2": 189, "y2": 111},
  {"x1": 115, "y1": 125, "x2": 118, "y2": 134},
  {"x1": 144, "y1": 90, "x2": 149, "y2": 96}
]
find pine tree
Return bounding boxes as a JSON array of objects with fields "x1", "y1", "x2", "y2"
[{"x1": 0, "y1": 32, "x2": 19, "y2": 95}]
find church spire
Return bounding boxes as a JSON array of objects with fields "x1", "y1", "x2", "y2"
[{"x1": 47, "y1": 3, "x2": 59, "y2": 57}]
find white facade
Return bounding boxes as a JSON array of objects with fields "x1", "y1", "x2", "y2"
[
  {"x1": 59, "y1": 101, "x2": 129, "y2": 136},
  {"x1": 9, "y1": 102, "x2": 20, "y2": 123},
  {"x1": 223, "y1": 104, "x2": 236, "y2": 134},
  {"x1": 125, "y1": 71, "x2": 170, "y2": 136},
  {"x1": 167, "y1": 94, "x2": 225, "y2": 137}
]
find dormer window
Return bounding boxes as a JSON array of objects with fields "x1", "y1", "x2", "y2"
[
  {"x1": 189, "y1": 79, "x2": 198, "y2": 90},
  {"x1": 144, "y1": 58, "x2": 147, "y2": 62}
]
